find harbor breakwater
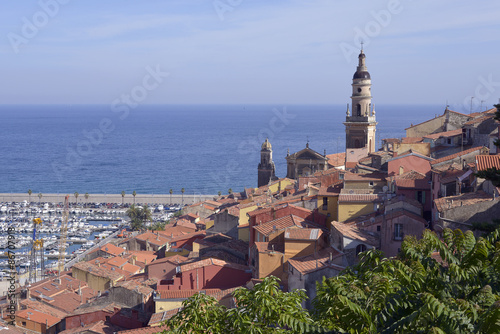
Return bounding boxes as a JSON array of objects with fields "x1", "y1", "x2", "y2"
[{"x1": 0, "y1": 193, "x2": 217, "y2": 205}]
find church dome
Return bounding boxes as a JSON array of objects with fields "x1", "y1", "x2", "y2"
[
  {"x1": 353, "y1": 70, "x2": 370, "y2": 79},
  {"x1": 261, "y1": 138, "x2": 272, "y2": 150}
]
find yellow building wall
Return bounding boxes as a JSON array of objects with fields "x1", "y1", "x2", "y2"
[
  {"x1": 338, "y1": 202, "x2": 375, "y2": 222},
  {"x1": 205, "y1": 219, "x2": 214, "y2": 230},
  {"x1": 258, "y1": 252, "x2": 285, "y2": 281},
  {"x1": 155, "y1": 300, "x2": 184, "y2": 313},
  {"x1": 284, "y1": 240, "x2": 316, "y2": 259},
  {"x1": 318, "y1": 195, "x2": 338, "y2": 224},
  {"x1": 71, "y1": 267, "x2": 117, "y2": 291},
  {"x1": 239, "y1": 205, "x2": 257, "y2": 227},
  {"x1": 268, "y1": 179, "x2": 295, "y2": 193},
  {"x1": 406, "y1": 116, "x2": 444, "y2": 137}
]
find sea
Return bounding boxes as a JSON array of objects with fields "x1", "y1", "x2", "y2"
[{"x1": 0, "y1": 104, "x2": 447, "y2": 195}]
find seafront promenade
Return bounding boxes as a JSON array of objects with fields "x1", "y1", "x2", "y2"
[{"x1": 0, "y1": 193, "x2": 217, "y2": 205}]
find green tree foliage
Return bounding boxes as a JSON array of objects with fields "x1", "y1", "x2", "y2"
[
  {"x1": 126, "y1": 204, "x2": 152, "y2": 231},
  {"x1": 476, "y1": 104, "x2": 500, "y2": 185},
  {"x1": 163, "y1": 276, "x2": 321, "y2": 334},
  {"x1": 313, "y1": 228, "x2": 500, "y2": 333}
]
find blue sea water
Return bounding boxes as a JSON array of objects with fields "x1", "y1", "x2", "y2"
[{"x1": 0, "y1": 104, "x2": 444, "y2": 195}]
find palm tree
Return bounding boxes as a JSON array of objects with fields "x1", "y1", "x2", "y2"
[
  {"x1": 169, "y1": 189, "x2": 173, "y2": 205},
  {"x1": 181, "y1": 188, "x2": 185, "y2": 206},
  {"x1": 132, "y1": 191, "x2": 137, "y2": 205},
  {"x1": 38, "y1": 193, "x2": 42, "y2": 205},
  {"x1": 84, "y1": 193, "x2": 89, "y2": 208},
  {"x1": 74, "y1": 192, "x2": 79, "y2": 204},
  {"x1": 121, "y1": 191, "x2": 125, "y2": 205},
  {"x1": 28, "y1": 189, "x2": 32, "y2": 203}
]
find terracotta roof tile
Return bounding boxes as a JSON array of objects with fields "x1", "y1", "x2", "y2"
[
  {"x1": 58, "y1": 320, "x2": 124, "y2": 334},
  {"x1": 179, "y1": 258, "x2": 249, "y2": 272},
  {"x1": 476, "y1": 154, "x2": 500, "y2": 171},
  {"x1": 331, "y1": 221, "x2": 379, "y2": 246},
  {"x1": 20, "y1": 299, "x2": 69, "y2": 319},
  {"x1": 288, "y1": 248, "x2": 345, "y2": 275},
  {"x1": 121, "y1": 263, "x2": 141, "y2": 274},
  {"x1": 430, "y1": 147, "x2": 487, "y2": 166},
  {"x1": 135, "y1": 231, "x2": 171, "y2": 246},
  {"x1": 326, "y1": 152, "x2": 346, "y2": 167},
  {"x1": 434, "y1": 190, "x2": 493, "y2": 213},
  {"x1": 72, "y1": 262, "x2": 124, "y2": 281},
  {"x1": 118, "y1": 325, "x2": 169, "y2": 334},
  {"x1": 106, "y1": 257, "x2": 128, "y2": 268},
  {"x1": 16, "y1": 308, "x2": 61, "y2": 327},
  {"x1": 157, "y1": 289, "x2": 221, "y2": 300},
  {"x1": 338, "y1": 193, "x2": 385, "y2": 203},
  {"x1": 284, "y1": 228, "x2": 323, "y2": 240},
  {"x1": 89, "y1": 243, "x2": 125, "y2": 256},
  {"x1": 253, "y1": 215, "x2": 305, "y2": 236},
  {"x1": 148, "y1": 309, "x2": 181, "y2": 326},
  {"x1": 423, "y1": 128, "x2": 463, "y2": 140},
  {"x1": 125, "y1": 251, "x2": 158, "y2": 264}
]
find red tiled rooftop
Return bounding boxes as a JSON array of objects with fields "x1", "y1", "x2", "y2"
[
  {"x1": 284, "y1": 228, "x2": 323, "y2": 241},
  {"x1": 179, "y1": 257, "x2": 249, "y2": 272},
  {"x1": 17, "y1": 308, "x2": 61, "y2": 327},
  {"x1": 148, "y1": 309, "x2": 181, "y2": 326},
  {"x1": 331, "y1": 221, "x2": 379, "y2": 246},
  {"x1": 253, "y1": 215, "x2": 305, "y2": 236},
  {"x1": 434, "y1": 190, "x2": 493, "y2": 212},
  {"x1": 338, "y1": 193, "x2": 384, "y2": 203},
  {"x1": 157, "y1": 289, "x2": 222, "y2": 300},
  {"x1": 89, "y1": 242, "x2": 125, "y2": 256},
  {"x1": 430, "y1": 147, "x2": 487, "y2": 166},
  {"x1": 326, "y1": 152, "x2": 346, "y2": 167},
  {"x1": 106, "y1": 256, "x2": 128, "y2": 268},
  {"x1": 423, "y1": 128, "x2": 463, "y2": 140},
  {"x1": 72, "y1": 262, "x2": 124, "y2": 281},
  {"x1": 135, "y1": 231, "x2": 171, "y2": 246},
  {"x1": 288, "y1": 248, "x2": 344, "y2": 275},
  {"x1": 476, "y1": 154, "x2": 500, "y2": 171}
]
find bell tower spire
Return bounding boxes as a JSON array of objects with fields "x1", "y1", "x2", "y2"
[{"x1": 343, "y1": 48, "x2": 377, "y2": 153}]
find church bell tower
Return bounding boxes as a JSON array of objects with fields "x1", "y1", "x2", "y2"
[
  {"x1": 258, "y1": 138, "x2": 276, "y2": 187},
  {"x1": 344, "y1": 48, "x2": 377, "y2": 153}
]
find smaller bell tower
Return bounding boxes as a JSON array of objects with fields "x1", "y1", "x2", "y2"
[
  {"x1": 344, "y1": 48, "x2": 377, "y2": 153},
  {"x1": 258, "y1": 138, "x2": 276, "y2": 187}
]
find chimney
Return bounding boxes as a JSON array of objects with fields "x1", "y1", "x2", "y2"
[
  {"x1": 329, "y1": 252, "x2": 332, "y2": 262},
  {"x1": 132, "y1": 256, "x2": 136, "y2": 266}
]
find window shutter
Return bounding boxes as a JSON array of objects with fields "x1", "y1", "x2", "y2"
[{"x1": 422, "y1": 191, "x2": 426, "y2": 204}]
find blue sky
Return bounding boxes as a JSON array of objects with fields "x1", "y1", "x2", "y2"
[{"x1": 0, "y1": 0, "x2": 499, "y2": 110}]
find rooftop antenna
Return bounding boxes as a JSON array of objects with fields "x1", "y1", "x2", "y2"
[
  {"x1": 360, "y1": 40, "x2": 364, "y2": 51},
  {"x1": 481, "y1": 100, "x2": 485, "y2": 111}
]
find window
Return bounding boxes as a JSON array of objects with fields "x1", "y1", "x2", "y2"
[
  {"x1": 394, "y1": 224, "x2": 403, "y2": 240},
  {"x1": 376, "y1": 225, "x2": 381, "y2": 232},
  {"x1": 22, "y1": 322, "x2": 26, "y2": 327},
  {"x1": 416, "y1": 191, "x2": 426, "y2": 205},
  {"x1": 357, "y1": 87, "x2": 362, "y2": 93},
  {"x1": 447, "y1": 138, "x2": 452, "y2": 145},
  {"x1": 356, "y1": 244, "x2": 367, "y2": 256},
  {"x1": 369, "y1": 181, "x2": 374, "y2": 187},
  {"x1": 322, "y1": 197, "x2": 328, "y2": 210},
  {"x1": 106, "y1": 316, "x2": 110, "y2": 321},
  {"x1": 357, "y1": 104, "x2": 361, "y2": 116}
]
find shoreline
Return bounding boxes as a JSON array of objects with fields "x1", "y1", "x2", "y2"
[{"x1": 0, "y1": 193, "x2": 217, "y2": 205}]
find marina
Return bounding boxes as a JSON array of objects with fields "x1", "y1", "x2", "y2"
[{"x1": 0, "y1": 199, "x2": 181, "y2": 280}]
